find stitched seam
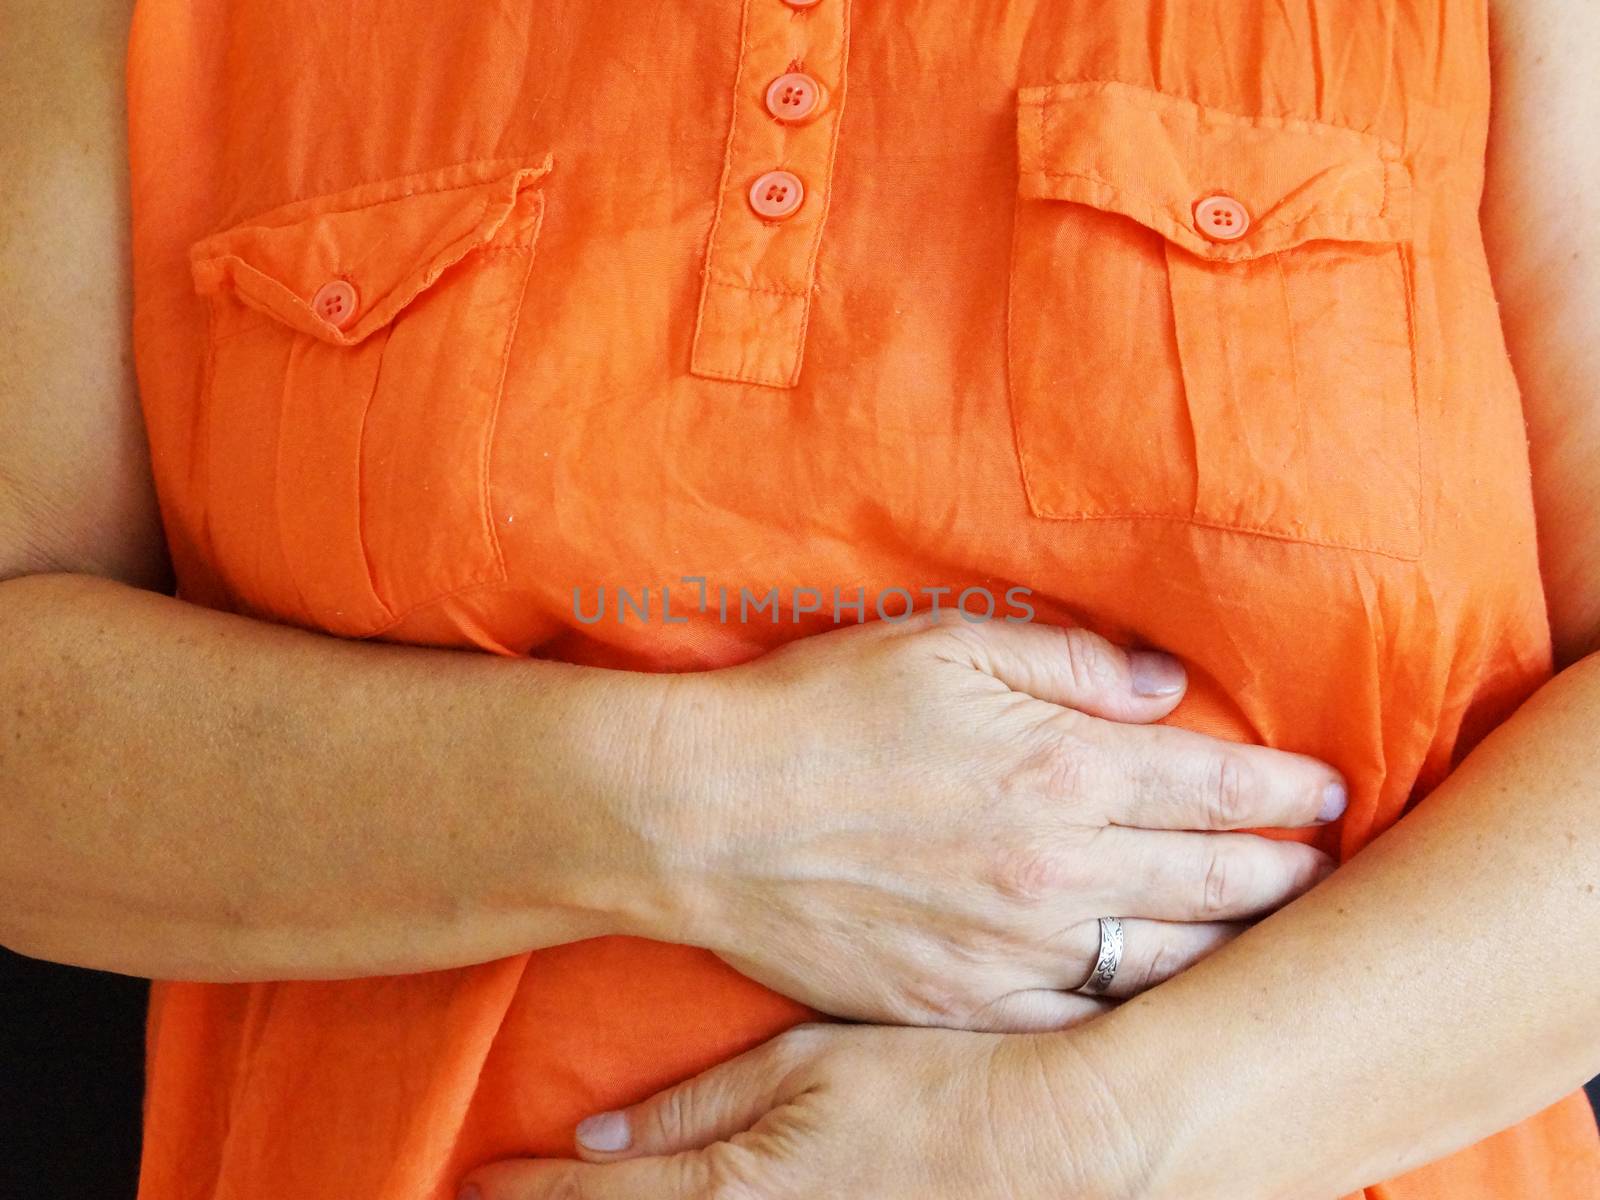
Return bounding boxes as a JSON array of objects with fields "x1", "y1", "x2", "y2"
[
  {"x1": 478, "y1": 210, "x2": 543, "y2": 581},
  {"x1": 1395, "y1": 240, "x2": 1425, "y2": 557},
  {"x1": 689, "y1": 0, "x2": 755, "y2": 375},
  {"x1": 785, "y1": 0, "x2": 850, "y2": 388},
  {"x1": 702, "y1": 273, "x2": 812, "y2": 299},
  {"x1": 196, "y1": 302, "x2": 223, "y2": 588},
  {"x1": 689, "y1": 361, "x2": 808, "y2": 389},
  {"x1": 353, "y1": 326, "x2": 396, "y2": 611},
  {"x1": 1022, "y1": 509, "x2": 1423, "y2": 561},
  {"x1": 361, "y1": 570, "x2": 513, "y2": 638},
  {"x1": 1025, "y1": 165, "x2": 1403, "y2": 252},
  {"x1": 1003, "y1": 168, "x2": 1038, "y2": 509},
  {"x1": 1272, "y1": 250, "x2": 1307, "y2": 504},
  {"x1": 1018, "y1": 79, "x2": 1404, "y2": 159},
  {"x1": 191, "y1": 154, "x2": 554, "y2": 245},
  {"x1": 206, "y1": 238, "x2": 536, "y2": 340}
]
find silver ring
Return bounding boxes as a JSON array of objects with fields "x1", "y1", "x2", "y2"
[{"x1": 1076, "y1": 917, "x2": 1124, "y2": 995}]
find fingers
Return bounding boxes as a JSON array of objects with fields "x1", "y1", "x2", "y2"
[
  {"x1": 968, "y1": 921, "x2": 1242, "y2": 1033},
  {"x1": 920, "y1": 613, "x2": 1188, "y2": 723},
  {"x1": 1083, "y1": 720, "x2": 1348, "y2": 831},
  {"x1": 462, "y1": 1029, "x2": 826, "y2": 1199},
  {"x1": 1091, "y1": 827, "x2": 1334, "y2": 922},
  {"x1": 1053, "y1": 917, "x2": 1241, "y2": 999},
  {"x1": 575, "y1": 1029, "x2": 813, "y2": 1161}
]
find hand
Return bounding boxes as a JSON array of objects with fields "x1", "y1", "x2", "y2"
[
  {"x1": 458, "y1": 1021, "x2": 1146, "y2": 1200},
  {"x1": 656, "y1": 611, "x2": 1345, "y2": 1031}
]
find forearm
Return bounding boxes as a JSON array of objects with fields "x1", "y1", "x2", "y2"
[
  {"x1": 0, "y1": 572, "x2": 702, "y2": 981},
  {"x1": 1053, "y1": 654, "x2": 1600, "y2": 1200}
]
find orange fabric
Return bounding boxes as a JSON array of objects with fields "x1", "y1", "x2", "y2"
[{"x1": 122, "y1": 2, "x2": 1600, "y2": 1198}]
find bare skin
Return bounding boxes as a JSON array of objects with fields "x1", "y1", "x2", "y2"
[{"x1": 0, "y1": 1, "x2": 1341, "y2": 1035}]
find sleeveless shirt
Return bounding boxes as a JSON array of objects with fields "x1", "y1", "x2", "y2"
[{"x1": 125, "y1": 2, "x2": 1600, "y2": 1196}]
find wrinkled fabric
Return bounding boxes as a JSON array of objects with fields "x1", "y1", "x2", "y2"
[{"x1": 124, "y1": 2, "x2": 1600, "y2": 1198}]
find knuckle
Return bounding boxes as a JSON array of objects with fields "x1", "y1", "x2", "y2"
[
  {"x1": 1011, "y1": 713, "x2": 1093, "y2": 803},
  {"x1": 1203, "y1": 754, "x2": 1253, "y2": 829},
  {"x1": 1059, "y1": 627, "x2": 1111, "y2": 696},
  {"x1": 1041, "y1": 721, "x2": 1093, "y2": 800},
  {"x1": 646, "y1": 1085, "x2": 697, "y2": 1149},
  {"x1": 1138, "y1": 936, "x2": 1179, "y2": 992},
  {"x1": 985, "y1": 836, "x2": 1077, "y2": 904},
  {"x1": 1201, "y1": 846, "x2": 1247, "y2": 917},
  {"x1": 919, "y1": 605, "x2": 980, "y2": 645},
  {"x1": 769, "y1": 1021, "x2": 830, "y2": 1068},
  {"x1": 541, "y1": 1172, "x2": 589, "y2": 1200},
  {"x1": 941, "y1": 931, "x2": 994, "y2": 967},
  {"x1": 703, "y1": 1144, "x2": 772, "y2": 1200}
]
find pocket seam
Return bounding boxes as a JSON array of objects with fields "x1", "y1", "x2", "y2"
[{"x1": 1020, "y1": 80, "x2": 1405, "y2": 160}]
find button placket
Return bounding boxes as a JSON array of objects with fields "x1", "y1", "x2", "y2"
[{"x1": 691, "y1": 0, "x2": 849, "y2": 388}]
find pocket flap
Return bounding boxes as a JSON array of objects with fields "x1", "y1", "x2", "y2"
[
  {"x1": 1016, "y1": 82, "x2": 1410, "y2": 261},
  {"x1": 189, "y1": 154, "x2": 553, "y2": 345}
]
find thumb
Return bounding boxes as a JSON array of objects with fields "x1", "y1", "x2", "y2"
[
  {"x1": 571, "y1": 1032, "x2": 810, "y2": 1162},
  {"x1": 928, "y1": 616, "x2": 1187, "y2": 722}
]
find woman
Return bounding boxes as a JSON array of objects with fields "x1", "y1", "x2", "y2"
[{"x1": 2, "y1": 1, "x2": 1596, "y2": 1198}]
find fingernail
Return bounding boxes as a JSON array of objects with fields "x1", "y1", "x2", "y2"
[
  {"x1": 1318, "y1": 781, "x2": 1348, "y2": 822},
  {"x1": 1128, "y1": 650, "x2": 1185, "y2": 697},
  {"x1": 576, "y1": 1110, "x2": 631, "y2": 1152},
  {"x1": 457, "y1": 1187, "x2": 481, "y2": 1200}
]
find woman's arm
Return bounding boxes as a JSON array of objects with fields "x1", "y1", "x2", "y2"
[
  {"x1": 1482, "y1": 0, "x2": 1600, "y2": 668},
  {"x1": 0, "y1": 573, "x2": 704, "y2": 981},
  {"x1": 0, "y1": 4, "x2": 692, "y2": 982},
  {"x1": 1024, "y1": 2, "x2": 1600, "y2": 1195}
]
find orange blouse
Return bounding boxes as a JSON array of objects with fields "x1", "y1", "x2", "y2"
[{"x1": 124, "y1": 1, "x2": 1600, "y2": 1197}]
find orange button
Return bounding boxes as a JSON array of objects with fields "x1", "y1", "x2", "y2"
[
  {"x1": 748, "y1": 170, "x2": 805, "y2": 220},
  {"x1": 311, "y1": 279, "x2": 359, "y2": 328},
  {"x1": 765, "y1": 72, "x2": 825, "y2": 124},
  {"x1": 1194, "y1": 194, "x2": 1250, "y2": 242}
]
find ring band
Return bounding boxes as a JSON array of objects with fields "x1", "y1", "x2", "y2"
[{"x1": 1076, "y1": 916, "x2": 1124, "y2": 995}]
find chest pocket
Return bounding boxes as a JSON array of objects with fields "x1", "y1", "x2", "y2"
[
  {"x1": 188, "y1": 156, "x2": 551, "y2": 638},
  {"x1": 1007, "y1": 81, "x2": 1422, "y2": 559}
]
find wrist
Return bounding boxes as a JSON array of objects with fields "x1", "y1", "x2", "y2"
[
  {"x1": 578, "y1": 665, "x2": 740, "y2": 947},
  {"x1": 1025, "y1": 1013, "x2": 1198, "y2": 1200}
]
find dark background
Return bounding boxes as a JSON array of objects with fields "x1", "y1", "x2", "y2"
[{"x1": 2, "y1": 946, "x2": 1597, "y2": 1196}]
